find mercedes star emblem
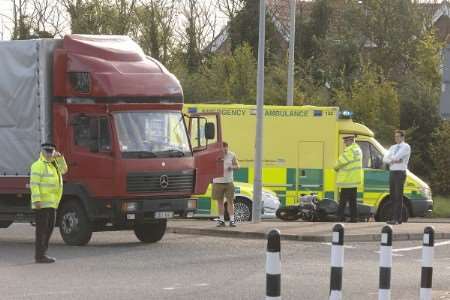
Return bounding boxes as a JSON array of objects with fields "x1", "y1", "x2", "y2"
[{"x1": 160, "y1": 175, "x2": 169, "y2": 189}]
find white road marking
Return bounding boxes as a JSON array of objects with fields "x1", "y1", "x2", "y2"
[
  {"x1": 321, "y1": 242, "x2": 356, "y2": 249},
  {"x1": 193, "y1": 283, "x2": 209, "y2": 287},
  {"x1": 163, "y1": 287, "x2": 177, "y2": 290},
  {"x1": 392, "y1": 240, "x2": 450, "y2": 253}
]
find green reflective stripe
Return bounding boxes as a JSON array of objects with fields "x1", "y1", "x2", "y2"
[
  {"x1": 30, "y1": 172, "x2": 42, "y2": 177},
  {"x1": 31, "y1": 195, "x2": 41, "y2": 200}
]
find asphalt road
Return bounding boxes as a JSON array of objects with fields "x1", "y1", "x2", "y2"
[{"x1": 1, "y1": 224, "x2": 450, "y2": 300}]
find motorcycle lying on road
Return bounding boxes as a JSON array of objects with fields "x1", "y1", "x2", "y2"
[{"x1": 276, "y1": 194, "x2": 373, "y2": 222}]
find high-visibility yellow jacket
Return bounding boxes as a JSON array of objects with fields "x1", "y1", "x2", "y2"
[
  {"x1": 29, "y1": 153, "x2": 68, "y2": 209},
  {"x1": 334, "y1": 143, "x2": 363, "y2": 188}
]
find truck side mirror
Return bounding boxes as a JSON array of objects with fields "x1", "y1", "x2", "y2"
[
  {"x1": 205, "y1": 122, "x2": 215, "y2": 140},
  {"x1": 89, "y1": 119, "x2": 99, "y2": 153}
]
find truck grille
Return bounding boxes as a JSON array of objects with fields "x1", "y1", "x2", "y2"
[{"x1": 127, "y1": 171, "x2": 194, "y2": 194}]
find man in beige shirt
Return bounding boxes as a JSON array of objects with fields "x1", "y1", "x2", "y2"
[{"x1": 212, "y1": 142, "x2": 240, "y2": 227}]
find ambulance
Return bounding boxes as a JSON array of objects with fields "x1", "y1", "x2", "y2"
[{"x1": 185, "y1": 104, "x2": 433, "y2": 221}]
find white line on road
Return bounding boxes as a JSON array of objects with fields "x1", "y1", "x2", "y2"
[
  {"x1": 321, "y1": 242, "x2": 356, "y2": 249},
  {"x1": 392, "y1": 240, "x2": 450, "y2": 253}
]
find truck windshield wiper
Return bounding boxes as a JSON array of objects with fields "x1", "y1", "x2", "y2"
[
  {"x1": 157, "y1": 149, "x2": 186, "y2": 157},
  {"x1": 124, "y1": 151, "x2": 158, "y2": 158}
]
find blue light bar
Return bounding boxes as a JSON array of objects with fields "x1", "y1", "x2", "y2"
[{"x1": 339, "y1": 110, "x2": 353, "y2": 119}]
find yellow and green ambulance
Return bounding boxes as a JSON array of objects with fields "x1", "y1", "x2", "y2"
[{"x1": 185, "y1": 104, "x2": 433, "y2": 221}]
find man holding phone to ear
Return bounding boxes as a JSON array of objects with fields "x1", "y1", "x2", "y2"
[{"x1": 30, "y1": 143, "x2": 68, "y2": 263}]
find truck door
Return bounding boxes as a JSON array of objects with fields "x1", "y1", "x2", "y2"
[
  {"x1": 298, "y1": 141, "x2": 324, "y2": 199},
  {"x1": 66, "y1": 114, "x2": 115, "y2": 197},
  {"x1": 188, "y1": 113, "x2": 224, "y2": 195}
]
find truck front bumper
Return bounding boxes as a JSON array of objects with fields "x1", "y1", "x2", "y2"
[
  {"x1": 410, "y1": 199, "x2": 433, "y2": 217},
  {"x1": 111, "y1": 198, "x2": 197, "y2": 225}
]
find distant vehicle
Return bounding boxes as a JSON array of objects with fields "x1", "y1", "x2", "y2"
[
  {"x1": 196, "y1": 182, "x2": 280, "y2": 222},
  {"x1": 0, "y1": 35, "x2": 224, "y2": 245},
  {"x1": 184, "y1": 104, "x2": 433, "y2": 222}
]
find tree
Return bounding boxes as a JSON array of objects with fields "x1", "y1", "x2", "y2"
[
  {"x1": 335, "y1": 64, "x2": 400, "y2": 145},
  {"x1": 430, "y1": 121, "x2": 450, "y2": 195},
  {"x1": 133, "y1": 0, "x2": 176, "y2": 65},
  {"x1": 179, "y1": 0, "x2": 218, "y2": 72},
  {"x1": 63, "y1": 0, "x2": 137, "y2": 35},
  {"x1": 229, "y1": 0, "x2": 281, "y2": 62}
]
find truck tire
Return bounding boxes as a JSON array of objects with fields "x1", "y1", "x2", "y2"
[
  {"x1": 234, "y1": 197, "x2": 252, "y2": 222},
  {"x1": 59, "y1": 200, "x2": 93, "y2": 246},
  {"x1": 0, "y1": 221, "x2": 13, "y2": 228},
  {"x1": 134, "y1": 219, "x2": 167, "y2": 243}
]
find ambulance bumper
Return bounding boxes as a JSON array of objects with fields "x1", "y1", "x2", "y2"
[{"x1": 410, "y1": 199, "x2": 433, "y2": 217}]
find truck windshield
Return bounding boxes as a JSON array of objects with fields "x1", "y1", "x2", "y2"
[{"x1": 114, "y1": 111, "x2": 191, "y2": 158}]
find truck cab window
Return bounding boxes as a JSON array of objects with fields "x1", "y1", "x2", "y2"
[
  {"x1": 73, "y1": 116, "x2": 91, "y2": 148},
  {"x1": 98, "y1": 118, "x2": 111, "y2": 152}
]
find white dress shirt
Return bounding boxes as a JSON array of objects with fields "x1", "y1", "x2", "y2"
[{"x1": 383, "y1": 142, "x2": 411, "y2": 171}]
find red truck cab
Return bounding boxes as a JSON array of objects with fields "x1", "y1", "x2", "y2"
[{"x1": 0, "y1": 35, "x2": 223, "y2": 245}]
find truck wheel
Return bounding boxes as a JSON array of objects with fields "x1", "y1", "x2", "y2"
[
  {"x1": 0, "y1": 221, "x2": 13, "y2": 228},
  {"x1": 234, "y1": 197, "x2": 252, "y2": 222},
  {"x1": 134, "y1": 219, "x2": 167, "y2": 243},
  {"x1": 59, "y1": 201, "x2": 92, "y2": 246}
]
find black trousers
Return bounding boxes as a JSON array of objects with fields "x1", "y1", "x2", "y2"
[
  {"x1": 34, "y1": 208, "x2": 56, "y2": 259},
  {"x1": 390, "y1": 171, "x2": 406, "y2": 222},
  {"x1": 337, "y1": 188, "x2": 358, "y2": 222}
]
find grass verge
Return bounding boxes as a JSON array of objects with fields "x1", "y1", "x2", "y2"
[{"x1": 432, "y1": 196, "x2": 450, "y2": 218}]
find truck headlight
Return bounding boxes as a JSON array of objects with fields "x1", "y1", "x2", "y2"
[{"x1": 125, "y1": 202, "x2": 137, "y2": 212}]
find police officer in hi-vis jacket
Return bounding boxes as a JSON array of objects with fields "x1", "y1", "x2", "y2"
[{"x1": 30, "y1": 143, "x2": 68, "y2": 263}]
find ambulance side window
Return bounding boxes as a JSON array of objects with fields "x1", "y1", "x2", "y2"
[
  {"x1": 357, "y1": 141, "x2": 371, "y2": 168},
  {"x1": 357, "y1": 141, "x2": 384, "y2": 169},
  {"x1": 369, "y1": 144, "x2": 384, "y2": 170}
]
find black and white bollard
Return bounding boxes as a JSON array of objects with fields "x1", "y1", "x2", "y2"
[
  {"x1": 329, "y1": 224, "x2": 344, "y2": 300},
  {"x1": 266, "y1": 229, "x2": 281, "y2": 300},
  {"x1": 378, "y1": 225, "x2": 393, "y2": 300},
  {"x1": 420, "y1": 226, "x2": 435, "y2": 300}
]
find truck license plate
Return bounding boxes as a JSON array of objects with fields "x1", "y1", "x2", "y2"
[{"x1": 155, "y1": 211, "x2": 173, "y2": 219}]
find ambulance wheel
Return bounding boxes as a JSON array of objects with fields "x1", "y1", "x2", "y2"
[
  {"x1": 234, "y1": 197, "x2": 252, "y2": 222},
  {"x1": 59, "y1": 200, "x2": 93, "y2": 246},
  {"x1": 376, "y1": 198, "x2": 410, "y2": 222},
  {"x1": 0, "y1": 221, "x2": 12, "y2": 228},
  {"x1": 134, "y1": 219, "x2": 167, "y2": 243}
]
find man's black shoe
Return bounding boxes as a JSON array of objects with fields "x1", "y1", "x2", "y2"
[{"x1": 35, "y1": 256, "x2": 55, "y2": 263}]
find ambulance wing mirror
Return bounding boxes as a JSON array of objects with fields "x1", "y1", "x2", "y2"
[{"x1": 205, "y1": 122, "x2": 215, "y2": 140}]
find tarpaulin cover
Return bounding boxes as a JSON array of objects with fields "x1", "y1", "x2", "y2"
[{"x1": 0, "y1": 39, "x2": 60, "y2": 176}]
